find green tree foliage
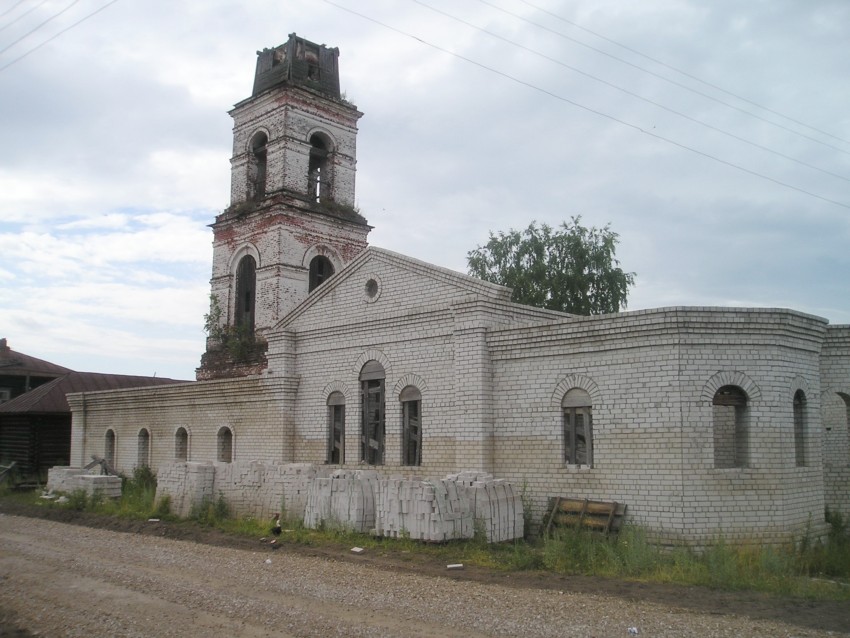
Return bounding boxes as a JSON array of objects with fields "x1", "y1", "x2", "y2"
[{"x1": 467, "y1": 217, "x2": 635, "y2": 315}]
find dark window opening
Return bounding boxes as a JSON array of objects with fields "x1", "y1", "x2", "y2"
[
  {"x1": 713, "y1": 385, "x2": 748, "y2": 468},
  {"x1": 794, "y1": 390, "x2": 806, "y2": 467},
  {"x1": 105, "y1": 429, "x2": 116, "y2": 467},
  {"x1": 308, "y1": 133, "x2": 330, "y2": 202},
  {"x1": 401, "y1": 386, "x2": 422, "y2": 466},
  {"x1": 562, "y1": 388, "x2": 592, "y2": 466},
  {"x1": 360, "y1": 361, "x2": 385, "y2": 465},
  {"x1": 235, "y1": 255, "x2": 256, "y2": 332},
  {"x1": 327, "y1": 392, "x2": 345, "y2": 464},
  {"x1": 309, "y1": 255, "x2": 334, "y2": 292},
  {"x1": 137, "y1": 428, "x2": 150, "y2": 467},
  {"x1": 249, "y1": 132, "x2": 268, "y2": 200},
  {"x1": 217, "y1": 427, "x2": 233, "y2": 463},
  {"x1": 175, "y1": 427, "x2": 188, "y2": 462}
]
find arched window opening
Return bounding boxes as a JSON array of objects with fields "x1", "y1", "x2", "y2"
[
  {"x1": 137, "y1": 428, "x2": 150, "y2": 467},
  {"x1": 309, "y1": 255, "x2": 335, "y2": 292},
  {"x1": 794, "y1": 390, "x2": 807, "y2": 467},
  {"x1": 841, "y1": 393, "x2": 850, "y2": 464},
  {"x1": 562, "y1": 388, "x2": 592, "y2": 466},
  {"x1": 327, "y1": 392, "x2": 345, "y2": 464},
  {"x1": 217, "y1": 427, "x2": 233, "y2": 463},
  {"x1": 713, "y1": 385, "x2": 748, "y2": 468},
  {"x1": 360, "y1": 360, "x2": 385, "y2": 465},
  {"x1": 235, "y1": 255, "x2": 256, "y2": 332},
  {"x1": 104, "y1": 429, "x2": 116, "y2": 467},
  {"x1": 249, "y1": 132, "x2": 268, "y2": 200},
  {"x1": 175, "y1": 427, "x2": 188, "y2": 462},
  {"x1": 308, "y1": 133, "x2": 331, "y2": 202},
  {"x1": 401, "y1": 386, "x2": 422, "y2": 466}
]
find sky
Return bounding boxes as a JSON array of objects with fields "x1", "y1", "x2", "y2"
[{"x1": 1, "y1": 0, "x2": 848, "y2": 380}]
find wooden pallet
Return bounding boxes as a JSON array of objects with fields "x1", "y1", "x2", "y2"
[{"x1": 545, "y1": 497, "x2": 626, "y2": 536}]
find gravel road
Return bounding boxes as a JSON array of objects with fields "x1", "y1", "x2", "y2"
[{"x1": 0, "y1": 513, "x2": 845, "y2": 637}]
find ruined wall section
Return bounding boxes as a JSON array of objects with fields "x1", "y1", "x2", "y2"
[{"x1": 820, "y1": 325, "x2": 850, "y2": 519}]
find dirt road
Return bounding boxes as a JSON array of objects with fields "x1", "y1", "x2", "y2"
[{"x1": 0, "y1": 512, "x2": 847, "y2": 637}]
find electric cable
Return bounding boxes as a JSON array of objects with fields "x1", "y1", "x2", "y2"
[
  {"x1": 0, "y1": 0, "x2": 82, "y2": 56},
  {"x1": 0, "y1": 0, "x2": 52, "y2": 36}
]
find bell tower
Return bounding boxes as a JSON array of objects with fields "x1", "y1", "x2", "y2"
[{"x1": 198, "y1": 34, "x2": 371, "y2": 380}]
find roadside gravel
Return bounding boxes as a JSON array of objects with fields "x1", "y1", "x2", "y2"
[{"x1": 0, "y1": 514, "x2": 845, "y2": 637}]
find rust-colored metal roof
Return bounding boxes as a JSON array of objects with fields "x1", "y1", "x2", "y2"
[
  {"x1": 0, "y1": 371, "x2": 189, "y2": 414},
  {"x1": 0, "y1": 338, "x2": 73, "y2": 377}
]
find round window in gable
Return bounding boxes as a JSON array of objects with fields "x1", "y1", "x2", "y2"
[{"x1": 364, "y1": 276, "x2": 381, "y2": 303}]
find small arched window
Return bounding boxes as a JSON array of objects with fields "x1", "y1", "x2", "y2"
[
  {"x1": 562, "y1": 388, "x2": 592, "y2": 466},
  {"x1": 235, "y1": 255, "x2": 256, "y2": 332},
  {"x1": 249, "y1": 131, "x2": 268, "y2": 200},
  {"x1": 175, "y1": 427, "x2": 188, "y2": 462},
  {"x1": 713, "y1": 385, "x2": 748, "y2": 468},
  {"x1": 104, "y1": 429, "x2": 116, "y2": 467},
  {"x1": 217, "y1": 426, "x2": 233, "y2": 463},
  {"x1": 137, "y1": 428, "x2": 150, "y2": 467},
  {"x1": 327, "y1": 391, "x2": 345, "y2": 464},
  {"x1": 360, "y1": 361, "x2": 385, "y2": 465},
  {"x1": 793, "y1": 390, "x2": 807, "y2": 467},
  {"x1": 309, "y1": 255, "x2": 335, "y2": 292},
  {"x1": 308, "y1": 133, "x2": 331, "y2": 202},
  {"x1": 401, "y1": 386, "x2": 422, "y2": 466}
]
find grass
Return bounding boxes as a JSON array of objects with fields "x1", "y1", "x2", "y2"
[{"x1": 8, "y1": 479, "x2": 850, "y2": 601}]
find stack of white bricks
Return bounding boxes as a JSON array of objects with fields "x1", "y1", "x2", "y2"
[
  {"x1": 374, "y1": 477, "x2": 474, "y2": 542},
  {"x1": 155, "y1": 462, "x2": 216, "y2": 517},
  {"x1": 303, "y1": 469, "x2": 379, "y2": 533},
  {"x1": 449, "y1": 471, "x2": 525, "y2": 542},
  {"x1": 47, "y1": 467, "x2": 122, "y2": 499}
]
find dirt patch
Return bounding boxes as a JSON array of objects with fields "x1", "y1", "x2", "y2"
[{"x1": 2, "y1": 499, "x2": 848, "y2": 635}]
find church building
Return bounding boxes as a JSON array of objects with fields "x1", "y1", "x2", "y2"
[{"x1": 67, "y1": 34, "x2": 850, "y2": 544}]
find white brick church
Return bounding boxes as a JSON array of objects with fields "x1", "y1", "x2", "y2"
[{"x1": 67, "y1": 34, "x2": 850, "y2": 544}]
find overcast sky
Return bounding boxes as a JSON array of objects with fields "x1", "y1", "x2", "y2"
[{"x1": 1, "y1": 0, "x2": 848, "y2": 380}]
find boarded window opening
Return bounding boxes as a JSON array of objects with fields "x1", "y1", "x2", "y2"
[
  {"x1": 217, "y1": 427, "x2": 233, "y2": 463},
  {"x1": 713, "y1": 385, "x2": 748, "y2": 468},
  {"x1": 360, "y1": 361, "x2": 385, "y2": 465},
  {"x1": 562, "y1": 388, "x2": 592, "y2": 466},
  {"x1": 105, "y1": 429, "x2": 116, "y2": 467},
  {"x1": 401, "y1": 386, "x2": 422, "y2": 466},
  {"x1": 327, "y1": 391, "x2": 345, "y2": 464},
  {"x1": 309, "y1": 255, "x2": 334, "y2": 292},
  {"x1": 137, "y1": 428, "x2": 150, "y2": 467},
  {"x1": 175, "y1": 427, "x2": 188, "y2": 462},
  {"x1": 235, "y1": 255, "x2": 256, "y2": 332},
  {"x1": 794, "y1": 390, "x2": 807, "y2": 467},
  {"x1": 308, "y1": 133, "x2": 330, "y2": 202},
  {"x1": 249, "y1": 132, "x2": 268, "y2": 200}
]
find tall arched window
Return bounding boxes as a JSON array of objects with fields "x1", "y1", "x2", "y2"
[
  {"x1": 104, "y1": 429, "x2": 116, "y2": 467},
  {"x1": 175, "y1": 427, "x2": 188, "y2": 462},
  {"x1": 235, "y1": 255, "x2": 256, "y2": 332},
  {"x1": 327, "y1": 392, "x2": 345, "y2": 464},
  {"x1": 137, "y1": 428, "x2": 150, "y2": 467},
  {"x1": 713, "y1": 385, "x2": 748, "y2": 468},
  {"x1": 309, "y1": 255, "x2": 334, "y2": 292},
  {"x1": 308, "y1": 133, "x2": 331, "y2": 201},
  {"x1": 360, "y1": 360, "x2": 385, "y2": 465},
  {"x1": 401, "y1": 386, "x2": 422, "y2": 466},
  {"x1": 249, "y1": 131, "x2": 268, "y2": 200},
  {"x1": 217, "y1": 426, "x2": 233, "y2": 463},
  {"x1": 562, "y1": 388, "x2": 592, "y2": 466},
  {"x1": 793, "y1": 390, "x2": 807, "y2": 467}
]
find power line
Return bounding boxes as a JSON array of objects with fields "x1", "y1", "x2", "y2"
[
  {"x1": 515, "y1": 0, "x2": 850, "y2": 147},
  {"x1": 320, "y1": 0, "x2": 850, "y2": 211},
  {"x1": 0, "y1": 0, "x2": 82, "y2": 57},
  {"x1": 474, "y1": 0, "x2": 850, "y2": 157},
  {"x1": 0, "y1": 0, "x2": 119, "y2": 73},
  {"x1": 0, "y1": 0, "x2": 28, "y2": 19},
  {"x1": 0, "y1": 0, "x2": 52, "y2": 36},
  {"x1": 412, "y1": 0, "x2": 850, "y2": 185}
]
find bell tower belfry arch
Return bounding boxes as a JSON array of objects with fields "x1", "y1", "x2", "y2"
[{"x1": 198, "y1": 33, "x2": 371, "y2": 380}]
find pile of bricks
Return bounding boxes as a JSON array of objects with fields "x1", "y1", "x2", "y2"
[
  {"x1": 156, "y1": 462, "x2": 216, "y2": 517},
  {"x1": 303, "y1": 469, "x2": 378, "y2": 533},
  {"x1": 449, "y1": 471, "x2": 525, "y2": 542},
  {"x1": 374, "y1": 477, "x2": 474, "y2": 542},
  {"x1": 46, "y1": 467, "x2": 122, "y2": 499}
]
